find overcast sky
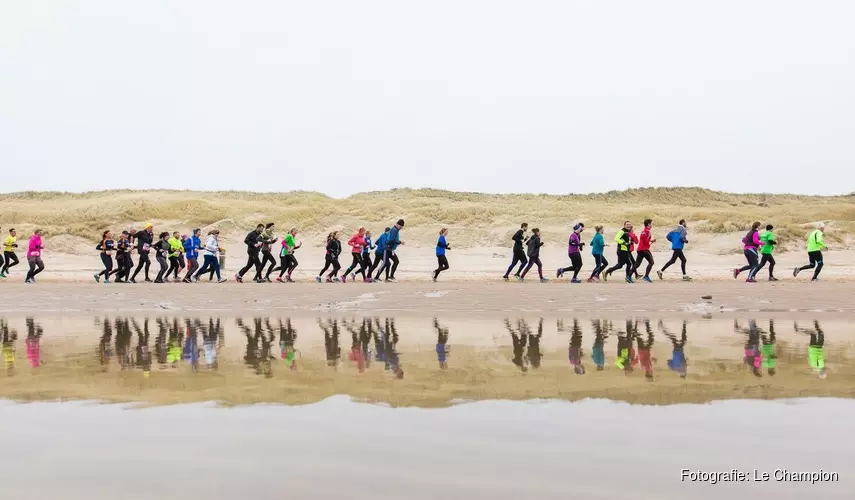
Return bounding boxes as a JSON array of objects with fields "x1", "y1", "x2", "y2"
[{"x1": 1, "y1": 0, "x2": 853, "y2": 197}]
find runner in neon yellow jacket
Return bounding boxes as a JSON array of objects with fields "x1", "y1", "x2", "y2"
[{"x1": 793, "y1": 223, "x2": 828, "y2": 281}]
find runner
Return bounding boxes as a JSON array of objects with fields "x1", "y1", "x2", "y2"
[
  {"x1": 382, "y1": 219, "x2": 405, "y2": 282},
  {"x1": 605, "y1": 221, "x2": 634, "y2": 283},
  {"x1": 182, "y1": 229, "x2": 202, "y2": 283},
  {"x1": 271, "y1": 228, "x2": 301, "y2": 282},
  {"x1": 152, "y1": 232, "x2": 171, "y2": 283},
  {"x1": 316, "y1": 231, "x2": 342, "y2": 283},
  {"x1": 794, "y1": 222, "x2": 828, "y2": 281},
  {"x1": 113, "y1": 231, "x2": 132, "y2": 282},
  {"x1": 502, "y1": 223, "x2": 529, "y2": 281},
  {"x1": 795, "y1": 320, "x2": 827, "y2": 379},
  {"x1": 505, "y1": 319, "x2": 528, "y2": 372},
  {"x1": 433, "y1": 228, "x2": 451, "y2": 282},
  {"x1": 130, "y1": 223, "x2": 154, "y2": 283},
  {"x1": 1, "y1": 228, "x2": 18, "y2": 278},
  {"x1": 131, "y1": 224, "x2": 154, "y2": 283},
  {"x1": 556, "y1": 223, "x2": 585, "y2": 283},
  {"x1": 632, "y1": 219, "x2": 656, "y2": 282},
  {"x1": 733, "y1": 221, "x2": 762, "y2": 282},
  {"x1": 755, "y1": 224, "x2": 778, "y2": 281},
  {"x1": 24, "y1": 229, "x2": 45, "y2": 284},
  {"x1": 93, "y1": 230, "x2": 115, "y2": 283},
  {"x1": 371, "y1": 228, "x2": 390, "y2": 280},
  {"x1": 351, "y1": 230, "x2": 374, "y2": 282},
  {"x1": 259, "y1": 223, "x2": 278, "y2": 282},
  {"x1": 236, "y1": 224, "x2": 264, "y2": 283},
  {"x1": 627, "y1": 223, "x2": 640, "y2": 279},
  {"x1": 342, "y1": 227, "x2": 367, "y2": 283},
  {"x1": 657, "y1": 219, "x2": 691, "y2": 281},
  {"x1": 519, "y1": 227, "x2": 547, "y2": 282},
  {"x1": 194, "y1": 230, "x2": 227, "y2": 282},
  {"x1": 587, "y1": 226, "x2": 608, "y2": 282},
  {"x1": 166, "y1": 231, "x2": 184, "y2": 281}
]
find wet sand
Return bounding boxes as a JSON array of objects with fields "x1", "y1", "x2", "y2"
[
  {"x1": 0, "y1": 397, "x2": 850, "y2": 500},
  {"x1": 0, "y1": 281, "x2": 853, "y2": 317}
]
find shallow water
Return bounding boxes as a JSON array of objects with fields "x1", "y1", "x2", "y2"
[
  {"x1": 0, "y1": 397, "x2": 851, "y2": 499},
  {"x1": 1, "y1": 316, "x2": 852, "y2": 406}
]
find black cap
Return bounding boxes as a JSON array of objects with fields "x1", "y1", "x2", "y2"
[{"x1": 766, "y1": 224, "x2": 774, "y2": 230}]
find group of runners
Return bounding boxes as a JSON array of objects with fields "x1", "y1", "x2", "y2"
[
  {"x1": 504, "y1": 219, "x2": 830, "y2": 283},
  {"x1": 0, "y1": 219, "x2": 833, "y2": 283}
]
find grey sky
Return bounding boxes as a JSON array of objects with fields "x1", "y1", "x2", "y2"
[{"x1": 1, "y1": 0, "x2": 853, "y2": 197}]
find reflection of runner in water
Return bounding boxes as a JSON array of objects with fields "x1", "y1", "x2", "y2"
[
  {"x1": 505, "y1": 319, "x2": 528, "y2": 372},
  {"x1": 615, "y1": 320, "x2": 634, "y2": 373},
  {"x1": 278, "y1": 318, "x2": 297, "y2": 370},
  {"x1": 568, "y1": 318, "x2": 585, "y2": 374},
  {"x1": 591, "y1": 319, "x2": 609, "y2": 371},
  {"x1": 344, "y1": 318, "x2": 367, "y2": 373},
  {"x1": 238, "y1": 318, "x2": 261, "y2": 374},
  {"x1": 98, "y1": 317, "x2": 113, "y2": 370},
  {"x1": 434, "y1": 318, "x2": 450, "y2": 369},
  {"x1": 183, "y1": 319, "x2": 200, "y2": 372},
  {"x1": 761, "y1": 320, "x2": 777, "y2": 376},
  {"x1": 373, "y1": 318, "x2": 386, "y2": 364},
  {"x1": 660, "y1": 320, "x2": 688, "y2": 379},
  {"x1": 2, "y1": 319, "x2": 18, "y2": 374},
  {"x1": 131, "y1": 318, "x2": 152, "y2": 376},
  {"x1": 523, "y1": 319, "x2": 543, "y2": 369},
  {"x1": 383, "y1": 318, "x2": 403, "y2": 379},
  {"x1": 795, "y1": 320, "x2": 827, "y2": 379},
  {"x1": 116, "y1": 318, "x2": 133, "y2": 370},
  {"x1": 319, "y1": 318, "x2": 341, "y2": 368},
  {"x1": 734, "y1": 319, "x2": 762, "y2": 377},
  {"x1": 635, "y1": 319, "x2": 655, "y2": 380}
]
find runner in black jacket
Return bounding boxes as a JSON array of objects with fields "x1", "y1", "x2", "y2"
[
  {"x1": 236, "y1": 224, "x2": 264, "y2": 283},
  {"x1": 503, "y1": 223, "x2": 529, "y2": 281}
]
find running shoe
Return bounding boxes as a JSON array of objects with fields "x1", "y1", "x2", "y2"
[
  {"x1": 602, "y1": 272, "x2": 608, "y2": 282},
  {"x1": 351, "y1": 273, "x2": 357, "y2": 281},
  {"x1": 182, "y1": 278, "x2": 191, "y2": 283},
  {"x1": 217, "y1": 278, "x2": 228, "y2": 283},
  {"x1": 502, "y1": 276, "x2": 509, "y2": 282},
  {"x1": 129, "y1": 278, "x2": 137, "y2": 284},
  {"x1": 154, "y1": 279, "x2": 164, "y2": 283},
  {"x1": 732, "y1": 268, "x2": 739, "y2": 279},
  {"x1": 0, "y1": 273, "x2": 5, "y2": 279},
  {"x1": 746, "y1": 278, "x2": 757, "y2": 283},
  {"x1": 769, "y1": 276, "x2": 779, "y2": 282},
  {"x1": 25, "y1": 278, "x2": 32, "y2": 284},
  {"x1": 387, "y1": 277, "x2": 396, "y2": 283},
  {"x1": 792, "y1": 267, "x2": 800, "y2": 278},
  {"x1": 656, "y1": 270, "x2": 664, "y2": 280},
  {"x1": 316, "y1": 276, "x2": 322, "y2": 283},
  {"x1": 516, "y1": 275, "x2": 523, "y2": 282},
  {"x1": 94, "y1": 273, "x2": 101, "y2": 283},
  {"x1": 432, "y1": 277, "x2": 437, "y2": 283},
  {"x1": 286, "y1": 276, "x2": 295, "y2": 283},
  {"x1": 144, "y1": 278, "x2": 152, "y2": 282},
  {"x1": 642, "y1": 276, "x2": 653, "y2": 283},
  {"x1": 275, "y1": 277, "x2": 283, "y2": 283},
  {"x1": 104, "y1": 279, "x2": 111, "y2": 284},
  {"x1": 364, "y1": 277, "x2": 373, "y2": 283},
  {"x1": 332, "y1": 277, "x2": 341, "y2": 282},
  {"x1": 235, "y1": 274, "x2": 243, "y2": 283},
  {"x1": 342, "y1": 274, "x2": 347, "y2": 283},
  {"x1": 587, "y1": 277, "x2": 595, "y2": 283},
  {"x1": 556, "y1": 269, "x2": 563, "y2": 279},
  {"x1": 810, "y1": 278, "x2": 819, "y2": 282},
  {"x1": 682, "y1": 275, "x2": 693, "y2": 282},
  {"x1": 540, "y1": 278, "x2": 549, "y2": 283},
  {"x1": 571, "y1": 278, "x2": 582, "y2": 284},
  {"x1": 625, "y1": 277, "x2": 635, "y2": 284}
]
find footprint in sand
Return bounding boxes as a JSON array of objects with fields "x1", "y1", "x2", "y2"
[{"x1": 424, "y1": 290, "x2": 453, "y2": 298}]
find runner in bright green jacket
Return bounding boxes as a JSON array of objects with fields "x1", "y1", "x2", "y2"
[{"x1": 793, "y1": 223, "x2": 828, "y2": 281}]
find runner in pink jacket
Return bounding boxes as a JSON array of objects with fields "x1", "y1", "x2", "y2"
[{"x1": 24, "y1": 229, "x2": 45, "y2": 283}]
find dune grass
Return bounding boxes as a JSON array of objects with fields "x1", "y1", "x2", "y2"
[{"x1": 1, "y1": 187, "x2": 852, "y2": 250}]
